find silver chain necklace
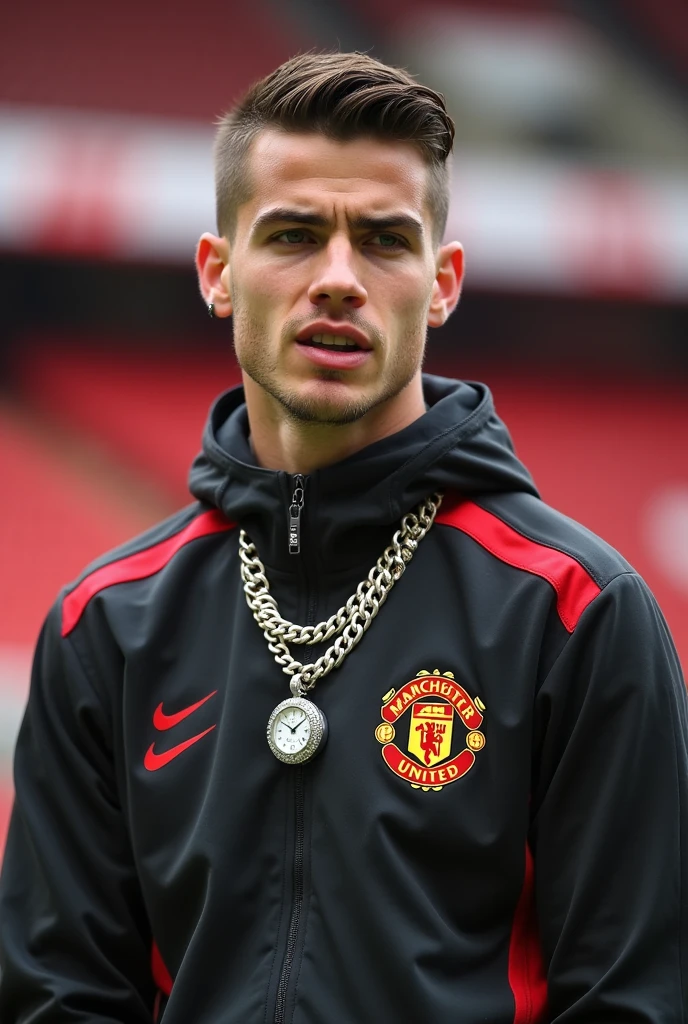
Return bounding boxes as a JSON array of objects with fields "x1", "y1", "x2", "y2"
[{"x1": 239, "y1": 491, "x2": 443, "y2": 764}]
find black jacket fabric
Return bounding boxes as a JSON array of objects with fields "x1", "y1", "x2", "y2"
[{"x1": 1, "y1": 374, "x2": 687, "y2": 1023}]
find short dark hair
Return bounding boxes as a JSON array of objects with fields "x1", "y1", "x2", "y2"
[{"x1": 214, "y1": 51, "x2": 455, "y2": 246}]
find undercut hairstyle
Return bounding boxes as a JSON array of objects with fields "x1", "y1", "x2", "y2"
[{"x1": 214, "y1": 51, "x2": 455, "y2": 246}]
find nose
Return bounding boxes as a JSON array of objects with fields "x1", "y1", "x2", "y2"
[{"x1": 307, "y1": 236, "x2": 367, "y2": 309}]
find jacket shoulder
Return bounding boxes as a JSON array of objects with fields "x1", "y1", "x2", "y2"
[
  {"x1": 480, "y1": 491, "x2": 634, "y2": 586},
  {"x1": 437, "y1": 491, "x2": 635, "y2": 634},
  {"x1": 60, "y1": 503, "x2": 236, "y2": 638}
]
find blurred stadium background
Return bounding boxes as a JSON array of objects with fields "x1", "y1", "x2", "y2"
[{"x1": 1, "y1": 0, "x2": 687, "y2": 849}]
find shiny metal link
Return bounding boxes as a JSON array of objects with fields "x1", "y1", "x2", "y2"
[{"x1": 239, "y1": 492, "x2": 442, "y2": 695}]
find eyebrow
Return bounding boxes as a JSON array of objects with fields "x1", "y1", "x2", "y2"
[{"x1": 251, "y1": 208, "x2": 425, "y2": 239}]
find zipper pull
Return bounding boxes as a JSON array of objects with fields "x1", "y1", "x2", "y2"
[{"x1": 288, "y1": 474, "x2": 305, "y2": 554}]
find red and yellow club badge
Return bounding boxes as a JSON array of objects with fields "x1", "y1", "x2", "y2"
[{"x1": 375, "y1": 670, "x2": 486, "y2": 792}]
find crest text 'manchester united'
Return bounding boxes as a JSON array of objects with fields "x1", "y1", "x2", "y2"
[{"x1": 375, "y1": 670, "x2": 486, "y2": 792}]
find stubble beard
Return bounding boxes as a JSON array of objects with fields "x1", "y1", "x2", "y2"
[{"x1": 231, "y1": 303, "x2": 429, "y2": 427}]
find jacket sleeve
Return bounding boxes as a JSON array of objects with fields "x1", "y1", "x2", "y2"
[
  {"x1": 532, "y1": 571, "x2": 688, "y2": 1022},
  {"x1": 0, "y1": 600, "x2": 155, "y2": 1022}
]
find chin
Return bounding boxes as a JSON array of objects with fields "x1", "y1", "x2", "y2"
[{"x1": 279, "y1": 379, "x2": 377, "y2": 425}]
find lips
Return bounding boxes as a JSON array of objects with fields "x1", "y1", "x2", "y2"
[
  {"x1": 295, "y1": 322, "x2": 371, "y2": 350},
  {"x1": 295, "y1": 343, "x2": 372, "y2": 370},
  {"x1": 293, "y1": 321, "x2": 374, "y2": 370}
]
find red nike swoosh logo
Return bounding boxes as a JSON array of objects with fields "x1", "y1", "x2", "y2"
[
  {"x1": 153, "y1": 690, "x2": 217, "y2": 730},
  {"x1": 144, "y1": 726, "x2": 216, "y2": 771}
]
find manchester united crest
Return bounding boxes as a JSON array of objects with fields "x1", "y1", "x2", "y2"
[{"x1": 376, "y1": 670, "x2": 486, "y2": 791}]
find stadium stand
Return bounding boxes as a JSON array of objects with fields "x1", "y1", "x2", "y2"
[
  {"x1": 579, "y1": 0, "x2": 688, "y2": 96},
  {"x1": 0, "y1": 0, "x2": 306, "y2": 120},
  {"x1": 351, "y1": 0, "x2": 556, "y2": 23},
  {"x1": 12, "y1": 342, "x2": 242, "y2": 503},
  {"x1": 0, "y1": 399, "x2": 166, "y2": 643}
]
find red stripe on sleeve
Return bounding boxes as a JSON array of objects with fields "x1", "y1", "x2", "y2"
[
  {"x1": 61, "y1": 509, "x2": 235, "y2": 637},
  {"x1": 508, "y1": 843, "x2": 548, "y2": 1024},
  {"x1": 437, "y1": 498, "x2": 601, "y2": 632},
  {"x1": 151, "y1": 940, "x2": 174, "y2": 997}
]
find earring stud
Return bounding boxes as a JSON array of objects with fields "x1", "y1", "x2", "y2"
[{"x1": 207, "y1": 302, "x2": 215, "y2": 318}]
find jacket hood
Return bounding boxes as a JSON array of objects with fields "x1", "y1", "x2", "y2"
[{"x1": 189, "y1": 374, "x2": 539, "y2": 572}]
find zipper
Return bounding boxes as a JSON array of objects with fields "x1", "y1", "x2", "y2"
[
  {"x1": 274, "y1": 475, "x2": 311, "y2": 1022},
  {"x1": 288, "y1": 474, "x2": 305, "y2": 554},
  {"x1": 274, "y1": 766, "x2": 306, "y2": 1024}
]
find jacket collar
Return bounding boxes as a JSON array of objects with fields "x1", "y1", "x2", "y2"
[{"x1": 189, "y1": 374, "x2": 538, "y2": 573}]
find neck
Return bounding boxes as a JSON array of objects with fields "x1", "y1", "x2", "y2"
[{"x1": 244, "y1": 375, "x2": 427, "y2": 474}]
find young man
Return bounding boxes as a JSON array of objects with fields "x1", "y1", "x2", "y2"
[{"x1": 1, "y1": 52, "x2": 686, "y2": 1024}]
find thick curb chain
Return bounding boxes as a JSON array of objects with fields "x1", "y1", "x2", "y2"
[{"x1": 239, "y1": 492, "x2": 443, "y2": 695}]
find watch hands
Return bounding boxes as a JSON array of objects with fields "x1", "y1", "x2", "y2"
[{"x1": 285, "y1": 714, "x2": 307, "y2": 734}]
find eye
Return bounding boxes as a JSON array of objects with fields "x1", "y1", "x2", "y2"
[
  {"x1": 274, "y1": 229, "x2": 312, "y2": 245},
  {"x1": 371, "y1": 233, "x2": 406, "y2": 250}
]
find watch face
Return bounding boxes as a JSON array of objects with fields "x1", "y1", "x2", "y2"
[
  {"x1": 267, "y1": 697, "x2": 328, "y2": 764},
  {"x1": 273, "y1": 706, "x2": 311, "y2": 755}
]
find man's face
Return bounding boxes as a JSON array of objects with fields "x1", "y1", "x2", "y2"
[{"x1": 219, "y1": 131, "x2": 454, "y2": 425}]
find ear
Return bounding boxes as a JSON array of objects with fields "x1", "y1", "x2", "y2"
[
  {"x1": 195, "y1": 233, "x2": 233, "y2": 317},
  {"x1": 427, "y1": 242, "x2": 464, "y2": 329}
]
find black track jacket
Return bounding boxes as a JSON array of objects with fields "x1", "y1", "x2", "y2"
[{"x1": 1, "y1": 375, "x2": 687, "y2": 1023}]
